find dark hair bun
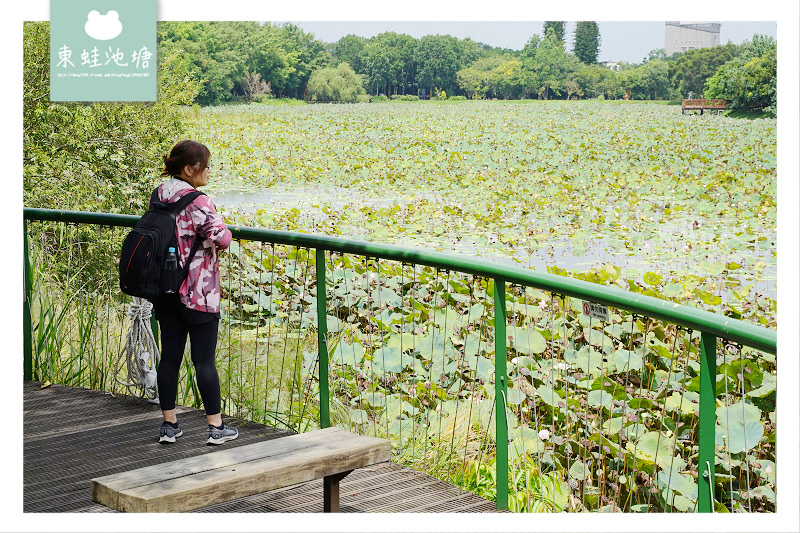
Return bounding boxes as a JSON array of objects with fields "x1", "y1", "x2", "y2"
[{"x1": 161, "y1": 140, "x2": 211, "y2": 178}]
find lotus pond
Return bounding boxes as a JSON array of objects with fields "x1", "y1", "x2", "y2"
[
  {"x1": 173, "y1": 100, "x2": 778, "y2": 512},
  {"x1": 190, "y1": 100, "x2": 777, "y2": 314}
]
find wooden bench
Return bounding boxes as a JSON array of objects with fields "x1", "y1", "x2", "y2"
[
  {"x1": 90, "y1": 427, "x2": 391, "y2": 513},
  {"x1": 681, "y1": 98, "x2": 727, "y2": 115}
]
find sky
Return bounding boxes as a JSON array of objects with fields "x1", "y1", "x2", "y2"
[{"x1": 281, "y1": 21, "x2": 778, "y2": 64}]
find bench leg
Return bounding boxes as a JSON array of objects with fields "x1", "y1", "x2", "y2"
[{"x1": 323, "y1": 470, "x2": 353, "y2": 512}]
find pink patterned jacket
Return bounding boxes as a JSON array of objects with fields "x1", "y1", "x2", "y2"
[{"x1": 154, "y1": 178, "x2": 232, "y2": 313}]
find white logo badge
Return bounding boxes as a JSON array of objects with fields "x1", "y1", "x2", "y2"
[{"x1": 84, "y1": 10, "x2": 123, "y2": 40}]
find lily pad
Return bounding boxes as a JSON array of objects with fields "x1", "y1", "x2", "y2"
[
  {"x1": 331, "y1": 339, "x2": 365, "y2": 367},
  {"x1": 626, "y1": 431, "x2": 687, "y2": 473},
  {"x1": 587, "y1": 389, "x2": 613, "y2": 410},
  {"x1": 372, "y1": 345, "x2": 403, "y2": 374},
  {"x1": 715, "y1": 401, "x2": 764, "y2": 454},
  {"x1": 512, "y1": 327, "x2": 547, "y2": 355},
  {"x1": 568, "y1": 460, "x2": 590, "y2": 481}
]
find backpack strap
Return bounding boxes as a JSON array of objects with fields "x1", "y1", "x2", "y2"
[
  {"x1": 179, "y1": 237, "x2": 203, "y2": 284},
  {"x1": 152, "y1": 187, "x2": 208, "y2": 284},
  {"x1": 149, "y1": 187, "x2": 206, "y2": 213},
  {"x1": 168, "y1": 190, "x2": 206, "y2": 284},
  {"x1": 167, "y1": 190, "x2": 206, "y2": 215}
]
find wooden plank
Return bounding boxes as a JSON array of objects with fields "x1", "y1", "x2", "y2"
[
  {"x1": 26, "y1": 384, "x2": 502, "y2": 513},
  {"x1": 91, "y1": 427, "x2": 390, "y2": 512}
]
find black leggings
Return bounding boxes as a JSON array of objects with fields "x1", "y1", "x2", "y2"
[{"x1": 153, "y1": 295, "x2": 222, "y2": 415}]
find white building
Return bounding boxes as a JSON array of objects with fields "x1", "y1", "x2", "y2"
[{"x1": 665, "y1": 22, "x2": 721, "y2": 56}]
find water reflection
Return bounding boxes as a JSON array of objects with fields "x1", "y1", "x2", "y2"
[{"x1": 209, "y1": 185, "x2": 777, "y2": 300}]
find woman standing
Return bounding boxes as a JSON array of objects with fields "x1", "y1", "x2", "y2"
[{"x1": 154, "y1": 140, "x2": 238, "y2": 446}]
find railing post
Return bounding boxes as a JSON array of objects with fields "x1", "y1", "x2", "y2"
[
  {"x1": 698, "y1": 331, "x2": 716, "y2": 512},
  {"x1": 493, "y1": 278, "x2": 508, "y2": 511},
  {"x1": 23, "y1": 218, "x2": 33, "y2": 381},
  {"x1": 316, "y1": 248, "x2": 330, "y2": 428}
]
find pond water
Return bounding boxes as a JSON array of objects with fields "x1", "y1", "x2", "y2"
[{"x1": 208, "y1": 185, "x2": 777, "y2": 301}]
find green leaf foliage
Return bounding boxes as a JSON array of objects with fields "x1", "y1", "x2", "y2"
[{"x1": 24, "y1": 22, "x2": 201, "y2": 213}]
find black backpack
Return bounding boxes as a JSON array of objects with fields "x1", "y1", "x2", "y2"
[{"x1": 119, "y1": 187, "x2": 205, "y2": 299}]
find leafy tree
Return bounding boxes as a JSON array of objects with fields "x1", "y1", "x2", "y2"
[
  {"x1": 362, "y1": 32, "x2": 417, "y2": 96},
  {"x1": 24, "y1": 22, "x2": 201, "y2": 213},
  {"x1": 575, "y1": 64, "x2": 612, "y2": 98},
  {"x1": 456, "y1": 54, "x2": 505, "y2": 98},
  {"x1": 414, "y1": 34, "x2": 463, "y2": 96},
  {"x1": 494, "y1": 57, "x2": 528, "y2": 99},
  {"x1": 362, "y1": 38, "x2": 392, "y2": 95},
  {"x1": 158, "y1": 21, "x2": 255, "y2": 105},
  {"x1": 667, "y1": 43, "x2": 739, "y2": 98},
  {"x1": 704, "y1": 35, "x2": 777, "y2": 114},
  {"x1": 521, "y1": 34, "x2": 542, "y2": 61},
  {"x1": 279, "y1": 23, "x2": 330, "y2": 99},
  {"x1": 157, "y1": 21, "x2": 328, "y2": 104},
  {"x1": 542, "y1": 21, "x2": 566, "y2": 47},
  {"x1": 305, "y1": 62, "x2": 365, "y2": 103},
  {"x1": 597, "y1": 68, "x2": 625, "y2": 99},
  {"x1": 621, "y1": 59, "x2": 671, "y2": 100},
  {"x1": 458, "y1": 37, "x2": 487, "y2": 66},
  {"x1": 527, "y1": 28, "x2": 581, "y2": 99},
  {"x1": 642, "y1": 48, "x2": 667, "y2": 63},
  {"x1": 573, "y1": 21, "x2": 600, "y2": 65},
  {"x1": 243, "y1": 23, "x2": 299, "y2": 99},
  {"x1": 333, "y1": 34, "x2": 367, "y2": 74}
]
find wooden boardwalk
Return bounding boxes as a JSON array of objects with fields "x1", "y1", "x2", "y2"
[{"x1": 23, "y1": 382, "x2": 502, "y2": 513}]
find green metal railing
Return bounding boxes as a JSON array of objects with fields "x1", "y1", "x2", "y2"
[{"x1": 23, "y1": 208, "x2": 777, "y2": 513}]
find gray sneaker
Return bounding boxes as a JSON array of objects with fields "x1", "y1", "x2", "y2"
[
  {"x1": 159, "y1": 421, "x2": 183, "y2": 444},
  {"x1": 207, "y1": 422, "x2": 238, "y2": 445}
]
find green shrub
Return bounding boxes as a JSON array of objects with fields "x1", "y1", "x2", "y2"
[
  {"x1": 401, "y1": 94, "x2": 420, "y2": 101},
  {"x1": 305, "y1": 63, "x2": 366, "y2": 104},
  {"x1": 449, "y1": 95, "x2": 467, "y2": 101},
  {"x1": 23, "y1": 22, "x2": 201, "y2": 214},
  {"x1": 356, "y1": 95, "x2": 371, "y2": 103},
  {"x1": 369, "y1": 95, "x2": 389, "y2": 103},
  {"x1": 390, "y1": 94, "x2": 402, "y2": 101}
]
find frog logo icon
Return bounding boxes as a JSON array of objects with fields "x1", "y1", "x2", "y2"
[{"x1": 84, "y1": 10, "x2": 123, "y2": 41}]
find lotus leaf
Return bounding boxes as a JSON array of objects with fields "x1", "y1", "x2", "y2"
[
  {"x1": 330, "y1": 339, "x2": 365, "y2": 367},
  {"x1": 664, "y1": 392, "x2": 698, "y2": 416},
  {"x1": 643, "y1": 272, "x2": 663, "y2": 286},
  {"x1": 461, "y1": 332, "x2": 485, "y2": 359},
  {"x1": 385, "y1": 332, "x2": 418, "y2": 352},
  {"x1": 748, "y1": 485, "x2": 776, "y2": 504},
  {"x1": 601, "y1": 417, "x2": 625, "y2": 436},
  {"x1": 347, "y1": 408, "x2": 369, "y2": 425},
  {"x1": 626, "y1": 431, "x2": 687, "y2": 473},
  {"x1": 512, "y1": 327, "x2": 547, "y2": 355},
  {"x1": 416, "y1": 328, "x2": 458, "y2": 362},
  {"x1": 566, "y1": 347, "x2": 605, "y2": 378},
  {"x1": 714, "y1": 402, "x2": 764, "y2": 454},
  {"x1": 568, "y1": 460, "x2": 590, "y2": 481},
  {"x1": 587, "y1": 389, "x2": 613, "y2": 410},
  {"x1": 535, "y1": 384, "x2": 563, "y2": 409},
  {"x1": 468, "y1": 355, "x2": 494, "y2": 383},
  {"x1": 372, "y1": 345, "x2": 404, "y2": 374},
  {"x1": 432, "y1": 307, "x2": 462, "y2": 332},
  {"x1": 509, "y1": 425, "x2": 544, "y2": 458},
  {"x1": 751, "y1": 459, "x2": 775, "y2": 484},
  {"x1": 611, "y1": 349, "x2": 644, "y2": 372}
]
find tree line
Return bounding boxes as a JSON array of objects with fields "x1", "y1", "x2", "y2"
[{"x1": 157, "y1": 21, "x2": 775, "y2": 113}]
